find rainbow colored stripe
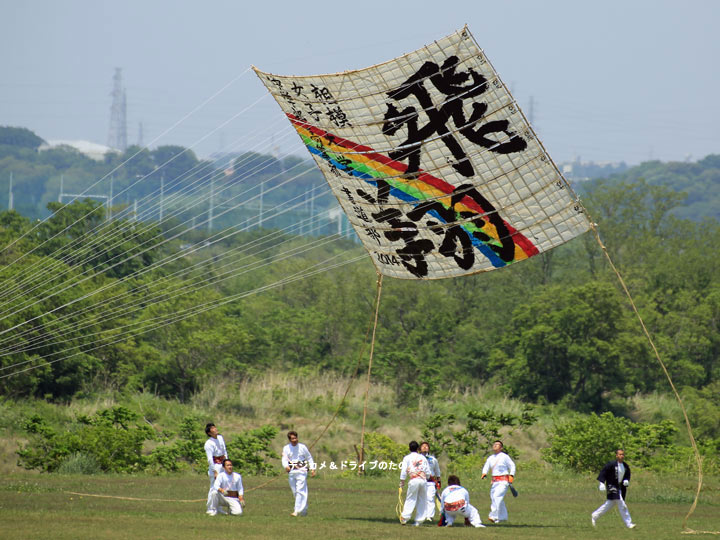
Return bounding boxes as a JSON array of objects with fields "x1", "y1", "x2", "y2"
[{"x1": 288, "y1": 114, "x2": 538, "y2": 268}]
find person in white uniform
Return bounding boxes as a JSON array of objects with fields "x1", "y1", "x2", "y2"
[
  {"x1": 204, "y1": 422, "x2": 229, "y2": 515},
  {"x1": 208, "y1": 459, "x2": 245, "y2": 516},
  {"x1": 439, "y1": 475, "x2": 485, "y2": 527},
  {"x1": 281, "y1": 430, "x2": 315, "y2": 516},
  {"x1": 398, "y1": 440, "x2": 430, "y2": 526},
  {"x1": 591, "y1": 449, "x2": 636, "y2": 529},
  {"x1": 419, "y1": 441, "x2": 441, "y2": 522},
  {"x1": 481, "y1": 440, "x2": 516, "y2": 523}
]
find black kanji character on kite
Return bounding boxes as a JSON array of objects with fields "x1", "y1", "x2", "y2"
[{"x1": 382, "y1": 55, "x2": 527, "y2": 178}]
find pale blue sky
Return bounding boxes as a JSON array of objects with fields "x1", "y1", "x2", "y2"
[{"x1": 1, "y1": 0, "x2": 718, "y2": 165}]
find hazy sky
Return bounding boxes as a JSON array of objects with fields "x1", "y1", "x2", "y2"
[{"x1": 1, "y1": 0, "x2": 718, "y2": 165}]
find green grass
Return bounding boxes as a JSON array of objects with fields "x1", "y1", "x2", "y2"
[{"x1": 0, "y1": 469, "x2": 716, "y2": 540}]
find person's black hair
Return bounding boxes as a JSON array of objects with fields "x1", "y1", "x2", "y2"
[
  {"x1": 447, "y1": 475, "x2": 460, "y2": 486},
  {"x1": 287, "y1": 430, "x2": 298, "y2": 439},
  {"x1": 205, "y1": 423, "x2": 215, "y2": 436},
  {"x1": 409, "y1": 440, "x2": 419, "y2": 452}
]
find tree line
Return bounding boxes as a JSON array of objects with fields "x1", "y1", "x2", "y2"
[{"x1": 0, "y1": 126, "x2": 718, "y2": 446}]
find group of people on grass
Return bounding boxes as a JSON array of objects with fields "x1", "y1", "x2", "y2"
[
  {"x1": 204, "y1": 423, "x2": 314, "y2": 517},
  {"x1": 203, "y1": 422, "x2": 635, "y2": 529},
  {"x1": 399, "y1": 439, "x2": 514, "y2": 527}
]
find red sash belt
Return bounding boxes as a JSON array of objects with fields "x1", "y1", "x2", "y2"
[
  {"x1": 492, "y1": 475, "x2": 511, "y2": 483},
  {"x1": 213, "y1": 455, "x2": 227, "y2": 464},
  {"x1": 444, "y1": 500, "x2": 465, "y2": 512},
  {"x1": 226, "y1": 490, "x2": 239, "y2": 498}
]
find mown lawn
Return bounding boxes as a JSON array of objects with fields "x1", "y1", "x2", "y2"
[{"x1": 0, "y1": 469, "x2": 716, "y2": 539}]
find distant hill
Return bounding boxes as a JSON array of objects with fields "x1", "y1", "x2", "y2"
[{"x1": 576, "y1": 154, "x2": 720, "y2": 222}]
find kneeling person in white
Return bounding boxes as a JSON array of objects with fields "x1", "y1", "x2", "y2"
[
  {"x1": 204, "y1": 422, "x2": 228, "y2": 514},
  {"x1": 399, "y1": 440, "x2": 430, "y2": 526},
  {"x1": 209, "y1": 459, "x2": 245, "y2": 516},
  {"x1": 282, "y1": 430, "x2": 315, "y2": 516},
  {"x1": 440, "y1": 475, "x2": 484, "y2": 527}
]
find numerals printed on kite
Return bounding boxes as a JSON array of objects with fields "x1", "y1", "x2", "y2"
[
  {"x1": 375, "y1": 252, "x2": 402, "y2": 266},
  {"x1": 254, "y1": 26, "x2": 591, "y2": 279}
]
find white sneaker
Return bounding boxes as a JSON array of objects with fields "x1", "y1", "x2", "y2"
[
  {"x1": 474, "y1": 524, "x2": 486, "y2": 528},
  {"x1": 290, "y1": 512, "x2": 298, "y2": 517},
  {"x1": 592, "y1": 517, "x2": 596, "y2": 527},
  {"x1": 206, "y1": 511, "x2": 217, "y2": 516},
  {"x1": 628, "y1": 523, "x2": 636, "y2": 529},
  {"x1": 400, "y1": 518, "x2": 407, "y2": 525}
]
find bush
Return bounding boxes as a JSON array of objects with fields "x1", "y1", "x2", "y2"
[
  {"x1": 17, "y1": 406, "x2": 154, "y2": 473},
  {"x1": 57, "y1": 452, "x2": 101, "y2": 475},
  {"x1": 421, "y1": 406, "x2": 537, "y2": 462},
  {"x1": 225, "y1": 425, "x2": 279, "y2": 476},
  {"x1": 543, "y1": 411, "x2": 678, "y2": 472},
  {"x1": 361, "y1": 432, "x2": 406, "y2": 476}
]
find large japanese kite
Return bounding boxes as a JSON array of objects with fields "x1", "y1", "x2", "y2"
[{"x1": 254, "y1": 26, "x2": 590, "y2": 279}]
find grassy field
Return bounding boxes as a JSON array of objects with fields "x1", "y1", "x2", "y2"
[{"x1": 0, "y1": 469, "x2": 716, "y2": 539}]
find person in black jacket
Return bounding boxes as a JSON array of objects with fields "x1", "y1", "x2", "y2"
[{"x1": 591, "y1": 449, "x2": 636, "y2": 528}]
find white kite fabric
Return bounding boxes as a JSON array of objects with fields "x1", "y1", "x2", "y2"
[{"x1": 254, "y1": 26, "x2": 590, "y2": 279}]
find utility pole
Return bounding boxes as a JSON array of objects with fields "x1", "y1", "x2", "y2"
[
  {"x1": 159, "y1": 172, "x2": 164, "y2": 222},
  {"x1": 309, "y1": 184, "x2": 315, "y2": 236},
  {"x1": 108, "y1": 176, "x2": 114, "y2": 220},
  {"x1": 107, "y1": 68, "x2": 127, "y2": 151},
  {"x1": 258, "y1": 179, "x2": 264, "y2": 229},
  {"x1": 208, "y1": 175, "x2": 214, "y2": 232},
  {"x1": 58, "y1": 174, "x2": 63, "y2": 202},
  {"x1": 8, "y1": 172, "x2": 13, "y2": 210}
]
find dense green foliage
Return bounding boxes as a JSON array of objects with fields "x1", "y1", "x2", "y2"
[
  {"x1": 422, "y1": 407, "x2": 536, "y2": 462},
  {"x1": 542, "y1": 412, "x2": 678, "y2": 473},
  {"x1": 577, "y1": 154, "x2": 720, "y2": 221},
  {"x1": 0, "y1": 126, "x2": 330, "y2": 231},
  {"x1": 16, "y1": 406, "x2": 279, "y2": 475},
  {"x1": 0, "y1": 128, "x2": 718, "y2": 463}
]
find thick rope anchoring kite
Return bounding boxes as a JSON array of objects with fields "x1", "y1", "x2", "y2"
[
  {"x1": 358, "y1": 272, "x2": 384, "y2": 470},
  {"x1": 591, "y1": 226, "x2": 712, "y2": 535},
  {"x1": 395, "y1": 486, "x2": 404, "y2": 523}
]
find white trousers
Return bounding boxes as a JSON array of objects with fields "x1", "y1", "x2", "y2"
[
  {"x1": 423, "y1": 482, "x2": 437, "y2": 520},
  {"x1": 489, "y1": 481, "x2": 509, "y2": 522},
  {"x1": 402, "y1": 478, "x2": 427, "y2": 524},
  {"x1": 445, "y1": 503, "x2": 482, "y2": 527},
  {"x1": 206, "y1": 464, "x2": 223, "y2": 511},
  {"x1": 592, "y1": 496, "x2": 633, "y2": 527},
  {"x1": 289, "y1": 471, "x2": 309, "y2": 515},
  {"x1": 210, "y1": 491, "x2": 243, "y2": 515}
]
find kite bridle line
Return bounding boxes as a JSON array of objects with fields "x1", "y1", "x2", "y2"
[
  {"x1": 0, "y1": 115, "x2": 296, "y2": 308},
  {"x1": 0, "y1": 159, "x2": 329, "y2": 344},
  {"x1": 0, "y1": 67, "x2": 261, "y2": 265},
  {"x1": 56, "y1": 260, "x2": 382, "y2": 504}
]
